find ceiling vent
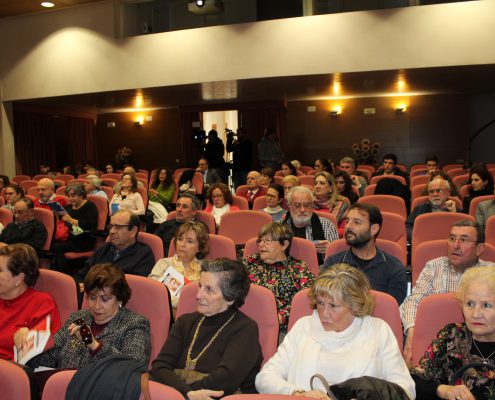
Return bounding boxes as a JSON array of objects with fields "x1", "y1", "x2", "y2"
[{"x1": 188, "y1": 0, "x2": 224, "y2": 15}]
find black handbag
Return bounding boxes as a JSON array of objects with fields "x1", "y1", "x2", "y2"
[{"x1": 310, "y1": 373, "x2": 410, "y2": 400}]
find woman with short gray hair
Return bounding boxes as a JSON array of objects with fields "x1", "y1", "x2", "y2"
[{"x1": 84, "y1": 175, "x2": 108, "y2": 200}]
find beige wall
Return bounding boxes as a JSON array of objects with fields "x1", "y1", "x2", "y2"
[{"x1": 1, "y1": 0, "x2": 495, "y2": 172}]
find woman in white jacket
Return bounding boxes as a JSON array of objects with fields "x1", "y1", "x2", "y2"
[{"x1": 255, "y1": 263, "x2": 415, "y2": 400}]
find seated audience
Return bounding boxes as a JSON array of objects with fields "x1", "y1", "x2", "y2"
[
  {"x1": 475, "y1": 187, "x2": 495, "y2": 232},
  {"x1": 401, "y1": 220, "x2": 493, "y2": 365},
  {"x1": 322, "y1": 203, "x2": 407, "y2": 305},
  {"x1": 313, "y1": 171, "x2": 350, "y2": 235},
  {"x1": 372, "y1": 153, "x2": 409, "y2": 186},
  {"x1": 2, "y1": 184, "x2": 25, "y2": 212},
  {"x1": 62, "y1": 165, "x2": 74, "y2": 175},
  {"x1": 339, "y1": 156, "x2": 368, "y2": 196},
  {"x1": 424, "y1": 155, "x2": 440, "y2": 176},
  {"x1": 150, "y1": 258, "x2": 262, "y2": 398},
  {"x1": 334, "y1": 170, "x2": 359, "y2": 204},
  {"x1": 243, "y1": 222, "x2": 315, "y2": 328},
  {"x1": 281, "y1": 175, "x2": 299, "y2": 201},
  {"x1": 406, "y1": 178, "x2": 459, "y2": 241},
  {"x1": 35, "y1": 178, "x2": 69, "y2": 240},
  {"x1": 0, "y1": 198, "x2": 47, "y2": 251},
  {"x1": 463, "y1": 167, "x2": 494, "y2": 213},
  {"x1": 422, "y1": 171, "x2": 459, "y2": 197},
  {"x1": 236, "y1": 171, "x2": 267, "y2": 209},
  {"x1": 74, "y1": 210, "x2": 155, "y2": 286},
  {"x1": 204, "y1": 183, "x2": 240, "y2": 229},
  {"x1": 149, "y1": 221, "x2": 209, "y2": 308},
  {"x1": 255, "y1": 264, "x2": 415, "y2": 399},
  {"x1": 52, "y1": 184, "x2": 98, "y2": 273},
  {"x1": 280, "y1": 160, "x2": 297, "y2": 177},
  {"x1": 313, "y1": 158, "x2": 332, "y2": 174},
  {"x1": 83, "y1": 175, "x2": 108, "y2": 200},
  {"x1": 29, "y1": 263, "x2": 150, "y2": 375},
  {"x1": 109, "y1": 173, "x2": 145, "y2": 216},
  {"x1": 148, "y1": 166, "x2": 174, "y2": 223},
  {"x1": 196, "y1": 157, "x2": 226, "y2": 190},
  {"x1": 260, "y1": 167, "x2": 275, "y2": 187},
  {"x1": 154, "y1": 193, "x2": 201, "y2": 256},
  {"x1": 411, "y1": 266, "x2": 495, "y2": 399},
  {"x1": 0, "y1": 244, "x2": 61, "y2": 361},
  {"x1": 178, "y1": 169, "x2": 197, "y2": 195},
  {"x1": 283, "y1": 186, "x2": 339, "y2": 264},
  {"x1": 261, "y1": 183, "x2": 286, "y2": 222},
  {"x1": 104, "y1": 164, "x2": 114, "y2": 173}
]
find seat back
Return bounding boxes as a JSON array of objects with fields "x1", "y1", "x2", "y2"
[
  {"x1": 358, "y1": 195, "x2": 406, "y2": 220},
  {"x1": 35, "y1": 269, "x2": 78, "y2": 325},
  {"x1": 12, "y1": 175, "x2": 31, "y2": 184},
  {"x1": 55, "y1": 185, "x2": 67, "y2": 196},
  {"x1": 27, "y1": 186, "x2": 40, "y2": 198},
  {"x1": 0, "y1": 207, "x2": 13, "y2": 226},
  {"x1": 142, "y1": 381, "x2": 184, "y2": 400},
  {"x1": 235, "y1": 185, "x2": 249, "y2": 195},
  {"x1": 191, "y1": 171, "x2": 204, "y2": 195},
  {"x1": 411, "y1": 212, "x2": 474, "y2": 250},
  {"x1": 324, "y1": 238, "x2": 406, "y2": 266},
  {"x1": 487, "y1": 215, "x2": 495, "y2": 248},
  {"x1": 299, "y1": 175, "x2": 315, "y2": 187},
  {"x1": 218, "y1": 211, "x2": 273, "y2": 245},
  {"x1": 409, "y1": 166, "x2": 427, "y2": 177},
  {"x1": 442, "y1": 164, "x2": 463, "y2": 174},
  {"x1": 56, "y1": 174, "x2": 75, "y2": 184},
  {"x1": 244, "y1": 236, "x2": 319, "y2": 276},
  {"x1": 232, "y1": 195, "x2": 249, "y2": 210},
  {"x1": 87, "y1": 195, "x2": 109, "y2": 230},
  {"x1": 370, "y1": 175, "x2": 406, "y2": 186},
  {"x1": 378, "y1": 212, "x2": 407, "y2": 256},
  {"x1": 33, "y1": 207, "x2": 56, "y2": 251},
  {"x1": 83, "y1": 274, "x2": 171, "y2": 368},
  {"x1": 252, "y1": 195, "x2": 267, "y2": 210},
  {"x1": 137, "y1": 186, "x2": 148, "y2": 208},
  {"x1": 100, "y1": 186, "x2": 115, "y2": 200},
  {"x1": 411, "y1": 239, "x2": 447, "y2": 286},
  {"x1": 166, "y1": 211, "x2": 216, "y2": 235},
  {"x1": 101, "y1": 173, "x2": 122, "y2": 181},
  {"x1": 67, "y1": 178, "x2": 87, "y2": 185},
  {"x1": 412, "y1": 292, "x2": 464, "y2": 366},
  {"x1": 313, "y1": 210, "x2": 338, "y2": 228},
  {"x1": 0, "y1": 358, "x2": 31, "y2": 400},
  {"x1": 169, "y1": 234, "x2": 237, "y2": 260},
  {"x1": 288, "y1": 289, "x2": 403, "y2": 348},
  {"x1": 137, "y1": 232, "x2": 164, "y2": 261},
  {"x1": 33, "y1": 174, "x2": 51, "y2": 181},
  {"x1": 468, "y1": 194, "x2": 493, "y2": 217},
  {"x1": 410, "y1": 174, "x2": 429, "y2": 188},
  {"x1": 20, "y1": 180, "x2": 38, "y2": 192},
  {"x1": 364, "y1": 184, "x2": 376, "y2": 196},
  {"x1": 101, "y1": 178, "x2": 118, "y2": 189},
  {"x1": 177, "y1": 283, "x2": 279, "y2": 365}
]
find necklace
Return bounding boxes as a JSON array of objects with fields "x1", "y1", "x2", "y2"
[
  {"x1": 185, "y1": 312, "x2": 236, "y2": 370},
  {"x1": 472, "y1": 337, "x2": 495, "y2": 364}
]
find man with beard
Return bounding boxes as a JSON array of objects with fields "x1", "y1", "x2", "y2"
[
  {"x1": 321, "y1": 202, "x2": 407, "y2": 305},
  {"x1": 283, "y1": 186, "x2": 338, "y2": 264}
]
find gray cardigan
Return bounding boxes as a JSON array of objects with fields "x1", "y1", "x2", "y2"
[{"x1": 29, "y1": 308, "x2": 150, "y2": 369}]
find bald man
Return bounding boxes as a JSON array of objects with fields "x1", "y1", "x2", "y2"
[
  {"x1": 35, "y1": 178, "x2": 69, "y2": 239},
  {"x1": 235, "y1": 171, "x2": 267, "y2": 209}
]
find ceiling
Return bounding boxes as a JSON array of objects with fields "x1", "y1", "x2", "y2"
[
  {"x1": 16, "y1": 64, "x2": 495, "y2": 114},
  {"x1": 0, "y1": 0, "x2": 105, "y2": 19}
]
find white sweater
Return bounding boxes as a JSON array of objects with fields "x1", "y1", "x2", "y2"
[{"x1": 255, "y1": 311, "x2": 415, "y2": 399}]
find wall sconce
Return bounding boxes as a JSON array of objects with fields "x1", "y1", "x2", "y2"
[
  {"x1": 134, "y1": 116, "x2": 144, "y2": 127},
  {"x1": 330, "y1": 105, "x2": 342, "y2": 117},
  {"x1": 195, "y1": 0, "x2": 205, "y2": 6},
  {"x1": 395, "y1": 106, "x2": 406, "y2": 115}
]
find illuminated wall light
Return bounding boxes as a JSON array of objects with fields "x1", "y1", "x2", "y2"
[
  {"x1": 134, "y1": 116, "x2": 144, "y2": 126},
  {"x1": 41, "y1": 2, "x2": 55, "y2": 8},
  {"x1": 332, "y1": 82, "x2": 341, "y2": 96},
  {"x1": 330, "y1": 105, "x2": 342, "y2": 116},
  {"x1": 395, "y1": 104, "x2": 407, "y2": 114},
  {"x1": 134, "y1": 95, "x2": 143, "y2": 108}
]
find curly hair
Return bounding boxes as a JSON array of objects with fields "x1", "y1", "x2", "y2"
[{"x1": 207, "y1": 183, "x2": 233, "y2": 206}]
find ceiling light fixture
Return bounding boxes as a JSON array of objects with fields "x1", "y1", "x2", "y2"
[
  {"x1": 41, "y1": 2, "x2": 55, "y2": 8},
  {"x1": 196, "y1": 0, "x2": 205, "y2": 7}
]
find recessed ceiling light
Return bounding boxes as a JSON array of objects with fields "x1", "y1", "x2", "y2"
[{"x1": 41, "y1": 2, "x2": 55, "y2": 8}]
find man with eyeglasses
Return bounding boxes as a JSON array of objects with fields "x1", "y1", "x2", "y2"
[
  {"x1": 406, "y1": 178, "x2": 459, "y2": 241},
  {"x1": 236, "y1": 171, "x2": 266, "y2": 209},
  {"x1": 0, "y1": 198, "x2": 47, "y2": 251},
  {"x1": 283, "y1": 186, "x2": 338, "y2": 264},
  {"x1": 400, "y1": 219, "x2": 494, "y2": 366},
  {"x1": 2, "y1": 184, "x2": 25, "y2": 212},
  {"x1": 74, "y1": 210, "x2": 154, "y2": 286}
]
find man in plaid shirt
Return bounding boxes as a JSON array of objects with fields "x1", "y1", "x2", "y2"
[{"x1": 401, "y1": 219, "x2": 494, "y2": 365}]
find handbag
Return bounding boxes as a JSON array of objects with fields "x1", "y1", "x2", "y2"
[{"x1": 310, "y1": 373, "x2": 410, "y2": 400}]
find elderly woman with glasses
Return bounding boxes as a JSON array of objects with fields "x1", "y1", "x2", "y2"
[{"x1": 243, "y1": 222, "x2": 315, "y2": 329}]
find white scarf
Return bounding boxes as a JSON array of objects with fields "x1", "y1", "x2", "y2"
[{"x1": 212, "y1": 203, "x2": 231, "y2": 225}]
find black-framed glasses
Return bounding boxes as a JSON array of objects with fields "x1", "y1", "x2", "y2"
[{"x1": 108, "y1": 223, "x2": 131, "y2": 231}]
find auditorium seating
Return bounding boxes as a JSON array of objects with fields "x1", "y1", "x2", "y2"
[
  {"x1": 0, "y1": 359, "x2": 31, "y2": 400},
  {"x1": 358, "y1": 194, "x2": 407, "y2": 220}
]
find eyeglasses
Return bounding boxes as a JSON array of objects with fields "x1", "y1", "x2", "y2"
[
  {"x1": 447, "y1": 235, "x2": 478, "y2": 246},
  {"x1": 256, "y1": 238, "x2": 274, "y2": 246},
  {"x1": 290, "y1": 202, "x2": 313, "y2": 210},
  {"x1": 13, "y1": 209, "x2": 29, "y2": 215},
  {"x1": 5, "y1": 192, "x2": 15, "y2": 196},
  {"x1": 108, "y1": 223, "x2": 131, "y2": 231}
]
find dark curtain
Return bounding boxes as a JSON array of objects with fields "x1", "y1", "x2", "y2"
[
  {"x1": 14, "y1": 110, "x2": 56, "y2": 176},
  {"x1": 13, "y1": 108, "x2": 96, "y2": 176}
]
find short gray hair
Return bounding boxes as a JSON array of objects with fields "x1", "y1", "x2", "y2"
[
  {"x1": 178, "y1": 193, "x2": 201, "y2": 210},
  {"x1": 340, "y1": 156, "x2": 356, "y2": 167},
  {"x1": 65, "y1": 183, "x2": 86, "y2": 198},
  {"x1": 428, "y1": 178, "x2": 450, "y2": 192},
  {"x1": 86, "y1": 174, "x2": 102, "y2": 188},
  {"x1": 287, "y1": 185, "x2": 314, "y2": 204}
]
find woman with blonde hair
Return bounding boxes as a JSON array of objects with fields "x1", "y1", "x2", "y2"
[
  {"x1": 313, "y1": 171, "x2": 349, "y2": 236},
  {"x1": 256, "y1": 263, "x2": 414, "y2": 399}
]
